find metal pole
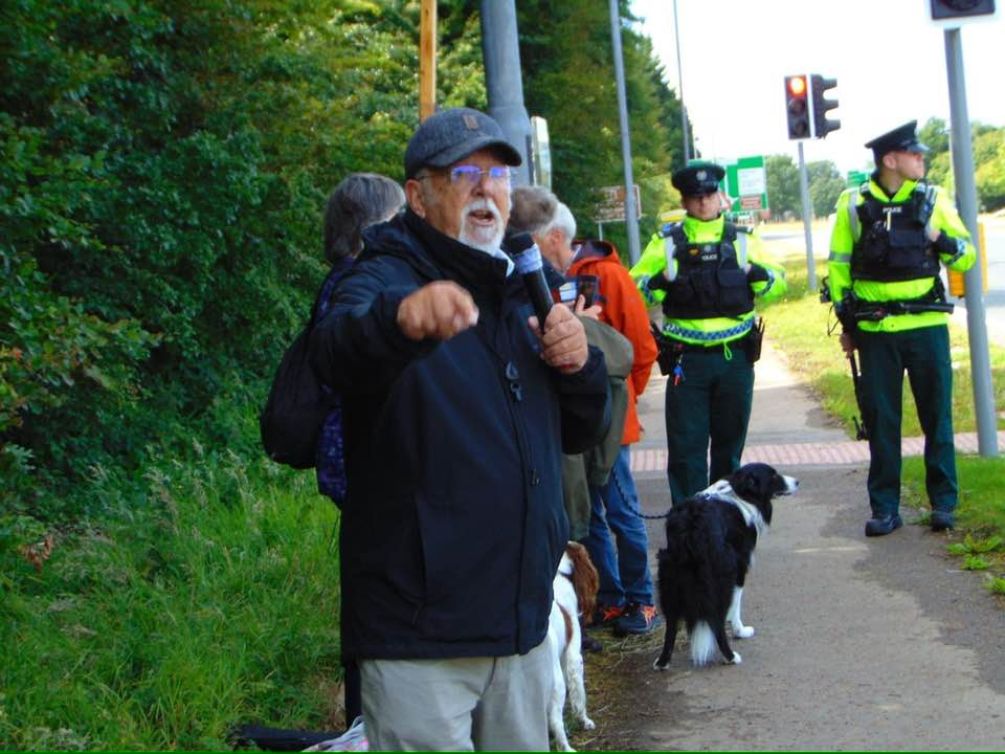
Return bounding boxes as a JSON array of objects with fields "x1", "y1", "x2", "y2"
[
  {"x1": 608, "y1": 0, "x2": 641, "y2": 264},
  {"x1": 944, "y1": 28, "x2": 998, "y2": 457},
  {"x1": 797, "y1": 141, "x2": 816, "y2": 291},
  {"x1": 672, "y1": 0, "x2": 690, "y2": 163},
  {"x1": 479, "y1": 0, "x2": 532, "y2": 187}
]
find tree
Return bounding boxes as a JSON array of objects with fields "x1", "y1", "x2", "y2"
[
  {"x1": 0, "y1": 0, "x2": 423, "y2": 511},
  {"x1": 765, "y1": 155, "x2": 800, "y2": 218},
  {"x1": 514, "y1": 0, "x2": 682, "y2": 255},
  {"x1": 974, "y1": 126, "x2": 1005, "y2": 211},
  {"x1": 919, "y1": 117, "x2": 950, "y2": 156},
  {"x1": 807, "y1": 160, "x2": 845, "y2": 219}
]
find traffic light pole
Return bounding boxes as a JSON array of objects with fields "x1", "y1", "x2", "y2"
[
  {"x1": 944, "y1": 27, "x2": 998, "y2": 457},
  {"x1": 797, "y1": 141, "x2": 817, "y2": 292},
  {"x1": 608, "y1": 0, "x2": 641, "y2": 265}
]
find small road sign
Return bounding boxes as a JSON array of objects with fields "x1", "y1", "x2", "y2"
[{"x1": 594, "y1": 184, "x2": 642, "y2": 223}]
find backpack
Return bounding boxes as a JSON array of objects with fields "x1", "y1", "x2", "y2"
[{"x1": 259, "y1": 262, "x2": 349, "y2": 471}]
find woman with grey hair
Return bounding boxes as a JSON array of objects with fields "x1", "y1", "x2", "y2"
[
  {"x1": 323, "y1": 172, "x2": 405, "y2": 263},
  {"x1": 317, "y1": 172, "x2": 404, "y2": 729}
]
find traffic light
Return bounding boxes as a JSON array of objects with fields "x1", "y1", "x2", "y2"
[
  {"x1": 810, "y1": 75, "x2": 840, "y2": 139},
  {"x1": 930, "y1": 0, "x2": 996, "y2": 21},
  {"x1": 784, "y1": 74, "x2": 811, "y2": 140}
]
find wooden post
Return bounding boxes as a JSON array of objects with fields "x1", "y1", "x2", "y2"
[{"x1": 419, "y1": 0, "x2": 437, "y2": 122}]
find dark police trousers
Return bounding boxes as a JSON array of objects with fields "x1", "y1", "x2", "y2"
[
  {"x1": 856, "y1": 325, "x2": 958, "y2": 517},
  {"x1": 665, "y1": 344, "x2": 754, "y2": 505}
]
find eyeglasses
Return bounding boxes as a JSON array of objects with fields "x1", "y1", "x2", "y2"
[{"x1": 419, "y1": 165, "x2": 512, "y2": 187}]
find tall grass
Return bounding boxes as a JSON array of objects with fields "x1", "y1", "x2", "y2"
[{"x1": 1, "y1": 448, "x2": 343, "y2": 750}]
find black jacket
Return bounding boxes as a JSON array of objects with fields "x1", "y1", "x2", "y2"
[{"x1": 309, "y1": 209, "x2": 610, "y2": 660}]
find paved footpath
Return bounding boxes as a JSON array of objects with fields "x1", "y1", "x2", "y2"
[{"x1": 592, "y1": 341, "x2": 1005, "y2": 751}]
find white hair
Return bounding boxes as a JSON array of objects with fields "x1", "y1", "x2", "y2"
[{"x1": 545, "y1": 201, "x2": 577, "y2": 243}]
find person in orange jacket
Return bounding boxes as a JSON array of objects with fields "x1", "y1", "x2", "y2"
[
  {"x1": 509, "y1": 185, "x2": 660, "y2": 635},
  {"x1": 567, "y1": 237, "x2": 661, "y2": 635}
]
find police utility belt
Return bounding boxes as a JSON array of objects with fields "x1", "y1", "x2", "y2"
[{"x1": 650, "y1": 319, "x2": 764, "y2": 377}]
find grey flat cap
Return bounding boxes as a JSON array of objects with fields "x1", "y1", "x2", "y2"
[{"x1": 404, "y1": 107, "x2": 522, "y2": 178}]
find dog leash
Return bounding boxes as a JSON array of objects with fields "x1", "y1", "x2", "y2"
[{"x1": 635, "y1": 510, "x2": 671, "y2": 520}]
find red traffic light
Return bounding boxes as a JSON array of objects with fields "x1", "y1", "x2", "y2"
[
  {"x1": 787, "y1": 76, "x2": 807, "y2": 97},
  {"x1": 784, "y1": 75, "x2": 811, "y2": 140}
]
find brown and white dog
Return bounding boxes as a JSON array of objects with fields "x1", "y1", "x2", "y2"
[{"x1": 547, "y1": 541, "x2": 599, "y2": 752}]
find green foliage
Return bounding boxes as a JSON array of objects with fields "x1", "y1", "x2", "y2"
[
  {"x1": 974, "y1": 127, "x2": 1005, "y2": 211},
  {"x1": 0, "y1": 0, "x2": 425, "y2": 516},
  {"x1": 962, "y1": 554, "x2": 990, "y2": 570},
  {"x1": 915, "y1": 117, "x2": 1005, "y2": 211},
  {"x1": 516, "y1": 0, "x2": 683, "y2": 252},
  {"x1": 919, "y1": 117, "x2": 950, "y2": 155},
  {"x1": 947, "y1": 535, "x2": 1003, "y2": 556},
  {"x1": 765, "y1": 154, "x2": 800, "y2": 218},
  {"x1": 0, "y1": 451, "x2": 343, "y2": 750},
  {"x1": 807, "y1": 160, "x2": 845, "y2": 219}
]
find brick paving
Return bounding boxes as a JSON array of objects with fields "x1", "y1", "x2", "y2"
[{"x1": 630, "y1": 430, "x2": 1005, "y2": 474}]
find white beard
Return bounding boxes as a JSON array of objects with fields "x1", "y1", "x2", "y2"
[{"x1": 458, "y1": 197, "x2": 505, "y2": 253}]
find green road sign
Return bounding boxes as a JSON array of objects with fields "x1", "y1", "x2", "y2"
[
  {"x1": 723, "y1": 156, "x2": 769, "y2": 214},
  {"x1": 683, "y1": 156, "x2": 768, "y2": 219}
]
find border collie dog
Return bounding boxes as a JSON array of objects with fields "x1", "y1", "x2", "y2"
[
  {"x1": 548, "y1": 541, "x2": 599, "y2": 752},
  {"x1": 653, "y1": 463, "x2": 798, "y2": 672}
]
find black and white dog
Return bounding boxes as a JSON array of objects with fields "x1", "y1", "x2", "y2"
[{"x1": 652, "y1": 462, "x2": 798, "y2": 672}]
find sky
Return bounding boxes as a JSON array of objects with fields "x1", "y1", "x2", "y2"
[{"x1": 630, "y1": 0, "x2": 1005, "y2": 176}]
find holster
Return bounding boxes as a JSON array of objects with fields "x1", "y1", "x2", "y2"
[
  {"x1": 651, "y1": 324, "x2": 677, "y2": 376},
  {"x1": 745, "y1": 318, "x2": 764, "y2": 363}
]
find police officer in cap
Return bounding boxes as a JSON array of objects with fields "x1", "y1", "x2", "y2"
[
  {"x1": 826, "y1": 121, "x2": 975, "y2": 537},
  {"x1": 630, "y1": 162, "x2": 787, "y2": 506}
]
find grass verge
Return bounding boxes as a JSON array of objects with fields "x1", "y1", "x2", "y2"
[{"x1": 1, "y1": 450, "x2": 344, "y2": 750}]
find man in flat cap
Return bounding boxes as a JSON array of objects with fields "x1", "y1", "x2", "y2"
[
  {"x1": 309, "y1": 107, "x2": 610, "y2": 750},
  {"x1": 630, "y1": 162, "x2": 787, "y2": 506},
  {"x1": 826, "y1": 120, "x2": 975, "y2": 537}
]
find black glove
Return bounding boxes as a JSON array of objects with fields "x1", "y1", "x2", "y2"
[
  {"x1": 835, "y1": 300, "x2": 856, "y2": 332},
  {"x1": 646, "y1": 274, "x2": 671, "y2": 293},
  {"x1": 932, "y1": 231, "x2": 962, "y2": 259},
  {"x1": 746, "y1": 264, "x2": 770, "y2": 284}
]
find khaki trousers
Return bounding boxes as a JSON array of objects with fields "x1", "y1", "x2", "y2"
[{"x1": 359, "y1": 638, "x2": 551, "y2": 751}]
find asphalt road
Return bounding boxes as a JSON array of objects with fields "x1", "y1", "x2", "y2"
[{"x1": 580, "y1": 343, "x2": 1005, "y2": 751}]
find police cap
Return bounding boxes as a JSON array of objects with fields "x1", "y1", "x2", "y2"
[
  {"x1": 671, "y1": 162, "x2": 725, "y2": 197},
  {"x1": 864, "y1": 120, "x2": 929, "y2": 163}
]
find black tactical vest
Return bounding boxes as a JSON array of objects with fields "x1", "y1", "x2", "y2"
[
  {"x1": 663, "y1": 223, "x2": 754, "y2": 319},
  {"x1": 851, "y1": 183, "x2": 940, "y2": 282}
]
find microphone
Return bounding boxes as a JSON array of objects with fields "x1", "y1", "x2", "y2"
[{"x1": 507, "y1": 232, "x2": 554, "y2": 331}]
